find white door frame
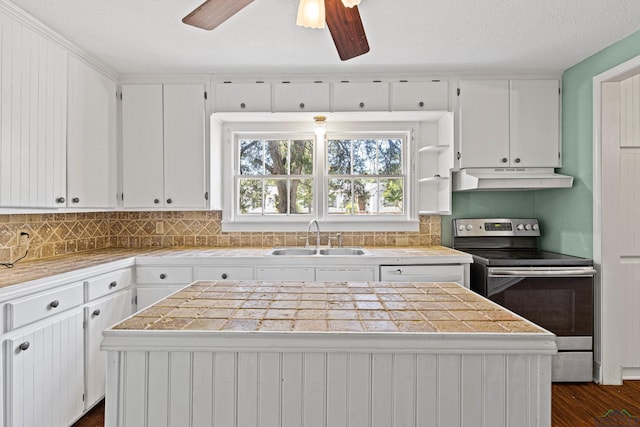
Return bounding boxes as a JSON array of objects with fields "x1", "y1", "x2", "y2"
[{"x1": 593, "y1": 54, "x2": 640, "y2": 384}]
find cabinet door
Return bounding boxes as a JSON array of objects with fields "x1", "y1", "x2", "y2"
[
  {"x1": 509, "y1": 80, "x2": 560, "y2": 167},
  {"x1": 0, "y1": 14, "x2": 67, "y2": 208},
  {"x1": 458, "y1": 80, "x2": 510, "y2": 168},
  {"x1": 85, "y1": 290, "x2": 133, "y2": 408},
  {"x1": 136, "y1": 286, "x2": 185, "y2": 310},
  {"x1": 255, "y1": 267, "x2": 315, "y2": 281},
  {"x1": 163, "y1": 84, "x2": 207, "y2": 208},
  {"x1": 67, "y1": 56, "x2": 117, "y2": 208},
  {"x1": 316, "y1": 267, "x2": 376, "y2": 281},
  {"x1": 121, "y1": 84, "x2": 164, "y2": 208},
  {"x1": 215, "y1": 83, "x2": 271, "y2": 112},
  {"x1": 4, "y1": 309, "x2": 84, "y2": 427},
  {"x1": 273, "y1": 82, "x2": 331, "y2": 112},
  {"x1": 333, "y1": 82, "x2": 390, "y2": 111},
  {"x1": 392, "y1": 81, "x2": 449, "y2": 111}
]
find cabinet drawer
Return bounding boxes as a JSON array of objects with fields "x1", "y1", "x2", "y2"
[
  {"x1": 273, "y1": 82, "x2": 330, "y2": 112},
  {"x1": 380, "y1": 264, "x2": 464, "y2": 283},
  {"x1": 255, "y1": 267, "x2": 315, "y2": 281},
  {"x1": 215, "y1": 83, "x2": 271, "y2": 112},
  {"x1": 86, "y1": 268, "x2": 132, "y2": 301},
  {"x1": 333, "y1": 82, "x2": 390, "y2": 111},
  {"x1": 6, "y1": 282, "x2": 84, "y2": 330},
  {"x1": 195, "y1": 266, "x2": 254, "y2": 281},
  {"x1": 136, "y1": 267, "x2": 193, "y2": 284},
  {"x1": 392, "y1": 81, "x2": 449, "y2": 111}
]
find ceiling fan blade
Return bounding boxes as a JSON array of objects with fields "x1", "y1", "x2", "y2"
[
  {"x1": 324, "y1": 0, "x2": 370, "y2": 61},
  {"x1": 183, "y1": 0, "x2": 255, "y2": 31}
]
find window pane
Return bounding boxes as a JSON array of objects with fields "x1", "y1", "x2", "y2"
[
  {"x1": 291, "y1": 178, "x2": 313, "y2": 214},
  {"x1": 353, "y1": 139, "x2": 377, "y2": 175},
  {"x1": 327, "y1": 140, "x2": 351, "y2": 175},
  {"x1": 239, "y1": 140, "x2": 264, "y2": 175},
  {"x1": 264, "y1": 140, "x2": 288, "y2": 176},
  {"x1": 378, "y1": 139, "x2": 402, "y2": 175},
  {"x1": 353, "y1": 178, "x2": 377, "y2": 214},
  {"x1": 264, "y1": 179, "x2": 288, "y2": 214},
  {"x1": 328, "y1": 179, "x2": 352, "y2": 214},
  {"x1": 379, "y1": 178, "x2": 404, "y2": 214},
  {"x1": 239, "y1": 179, "x2": 263, "y2": 214},
  {"x1": 290, "y1": 140, "x2": 314, "y2": 175}
]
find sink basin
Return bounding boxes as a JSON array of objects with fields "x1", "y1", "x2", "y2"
[
  {"x1": 318, "y1": 248, "x2": 370, "y2": 256},
  {"x1": 268, "y1": 248, "x2": 318, "y2": 256},
  {"x1": 267, "y1": 247, "x2": 369, "y2": 256}
]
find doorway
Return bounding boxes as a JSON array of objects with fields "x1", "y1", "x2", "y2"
[{"x1": 594, "y1": 55, "x2": 640, "y2": 384}]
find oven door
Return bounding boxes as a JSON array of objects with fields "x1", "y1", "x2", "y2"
[{"x1": 486, "y1": 267, "x2": 595, "y2": 340}]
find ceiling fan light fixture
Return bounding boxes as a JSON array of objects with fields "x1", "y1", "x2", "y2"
[
  {"x1": 341, "y1": 0, "x2": 362, "y2": 7},
  {"x1": 296, "y1": 0, "x2": 326, "y2": 29}
]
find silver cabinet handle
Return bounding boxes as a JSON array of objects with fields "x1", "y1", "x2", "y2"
[{"x1": 488, "y1": 267, "x2": 596, "y2": 278}]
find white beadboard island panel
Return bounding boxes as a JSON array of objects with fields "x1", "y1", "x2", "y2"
[{"x1": 102, "y1": 331, "x2": 555, "y2": 427}]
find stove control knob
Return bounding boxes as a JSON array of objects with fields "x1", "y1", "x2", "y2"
[
  {"x1": 465, "y1": 224, "x2": 473, "y2": 231},
  {"x1": 458, "y1": 224, "x2": 465, "y2": 231},
  {"x1": 532, "y1": 224, "x2": 539, "y2": 231},
  {"x1": 525, "y1": 224, "x2": 532, "y2": 230},
  {"x1": 516, "y1": 224, "x2": 524, "y2": 231}
]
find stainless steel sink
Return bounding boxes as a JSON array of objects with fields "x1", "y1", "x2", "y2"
[
  {"x1": 268, "y1": 248, "x2": 318, "y2": 256},
  {"x1": 318, "y1": 248, "x2": 369, "y2": 256},
  {"x1": 267, "y1": 247, "x2": 369, "y2": 256}
]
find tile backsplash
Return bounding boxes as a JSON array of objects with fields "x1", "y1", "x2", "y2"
[{"x1": 0, "y1": 211, "x2": 441, "y2": 262}]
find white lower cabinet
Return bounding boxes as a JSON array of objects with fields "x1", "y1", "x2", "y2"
[
  {"x1": 316, "y1": 267, "x2": 376, "y2": 281},
  {"x1": 380, "y1": 264, "x2": 465, "y2": 284},
  {"x1": 194, "y1": 266, "x2": 254, "y2": 281},
  {"x1": 4, "y1": 309, "x2": 84, "y2": 427},
  {"x1": 255, "y1": 267, "x2": 315, "y2": 281},
  {"x1": 135, "y1": 266, "x2": 193, "y2": 310},
  {"x1": 136, "y1": 287, "x2": 184, "y2": 311},
  {"x1": 85, "y1": 290, "x2": 133, "y2": 409}
]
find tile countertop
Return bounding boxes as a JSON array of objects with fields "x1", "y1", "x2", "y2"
[
  {"x1": 0, "y1": 246, "x2": 472, "y2": 289},
  {"x1": 113, "y1": 279, "x2": 545, "y2": 334}
]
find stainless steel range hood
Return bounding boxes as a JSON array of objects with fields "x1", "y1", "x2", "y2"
[{"x1": 452, "y1": 168, "x2": 573, "y2": 191}]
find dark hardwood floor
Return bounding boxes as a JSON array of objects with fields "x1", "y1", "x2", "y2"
[{"x1": 73, "y1": 381, "x2": 640, "y2": 427}]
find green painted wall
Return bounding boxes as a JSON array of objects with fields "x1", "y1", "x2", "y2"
[
  {"x1": 443, "y1": 29, "x2": 640, "y2": 255},
  {"x1": 536, "y1": 29, "x2": 640, "y2": 258}
]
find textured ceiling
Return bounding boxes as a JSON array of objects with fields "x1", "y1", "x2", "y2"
[{"x1": 7, "y1": 0, "x2": 640, "y2": 76}]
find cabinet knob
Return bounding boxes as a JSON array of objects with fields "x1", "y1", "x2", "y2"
[
  {"x1": 418, "y1": 101, "x2": 424, "y2": 107},
  {"x1": 457, "y1": 152, "x2": 461, "y2": 160},
  {"x1": 240, "y1": 102, "x2": 246, "y2": 109},
  {"x1": 93, "y1": 309, "x2": 101, "y2": 316},
  {"x1": 49, "y1": 300, "x2": 60, "y2": 309},
  {"x1": 166, "y1": 198, "x2": 173, "y2": 204},
  {"x1": 221, "y1": 273, "x2": 228, "y2": 279},
  {"x1": 72, "y1": 197, "x2": 80, "y2": 203},
  {"x1": 159, "y1": 273, "x2": 166, "y2": 279},
  {"x1": 359, "y1": 102, "x2": 365, "y2": 108},
  {"x1": 19, "y1": 342, "x2": 30, "y2": 352},
  {"x1": 154, "y1": 199, "x2": 160, "y2": 204},
  {"x1": 299, "y1": 102, "x2": 305, "y2": 109},
  {"x1": 501, "y1": 158, "x2": 508, "y2": 163},
  {"x1": 109, "y1": 281, "x2": 118, "y2": 288},
  {"x1": 514, "y1": 158, "x2": 521, "y2": 163},
  {"x1": 55, "y1": 197, "x2": 65, "y2": 204}
]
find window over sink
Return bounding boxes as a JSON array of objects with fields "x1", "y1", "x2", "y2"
[{"x1": 221, "y1": 121, "x2": 418, "y2": 232}]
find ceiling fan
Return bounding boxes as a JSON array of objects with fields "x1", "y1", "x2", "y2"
[{"x1": 182, "y1": 0, "x2": 370, "y2": 61}]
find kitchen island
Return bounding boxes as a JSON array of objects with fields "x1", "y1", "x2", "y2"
[{"x1": 102, "y1": 279, "x2": 555, "y2": 427}]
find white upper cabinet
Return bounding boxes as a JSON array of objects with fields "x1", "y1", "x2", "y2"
[
  {"x1": 122, "y1": 84, "x2": 206, "y2": 209},
  {"x1": 122, "y1": 84, "x2": 165, "y2": 207},
  {"x1": 332, "y1": 82, "x2": 390, "y2": 111},
  {"x1": 458, "y1": 79, "x2": 560, "y2": 168},
  {"x1": 163, "y1": 84, "x2": 206, "y2": 208},
  {"x1": 392, "y1": 81, "x2": 449, "y2": 111},
  {"x1": 67, "y1": 56, "x2": 117, "y2": 208},
  {"x1": 215, "y1": 82, "x2": 271, "y2": 112},
  {"x1": 273, "y1": 82, "x2": 331, "y2": 112},
  {"x1": 0, "y1": 13, "x2": 67, "y2": 208}
]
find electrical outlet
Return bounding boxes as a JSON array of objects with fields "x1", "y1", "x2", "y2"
[
  {"x1": 16, "y1": 228, "x2": 30, "y2": 243},
  {"x1": 155, "y1": 222, "x2": 164, "y2": 234}
]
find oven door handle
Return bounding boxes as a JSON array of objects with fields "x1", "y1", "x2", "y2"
[{"x1": 488, "y1": 267, "x2": 596, "y2": 278}]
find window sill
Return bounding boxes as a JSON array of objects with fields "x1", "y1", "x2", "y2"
[{"x1": 221, "y1": 219, "x2": 419, "y2": 233}]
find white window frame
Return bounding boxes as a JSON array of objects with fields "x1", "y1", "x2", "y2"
[{"x1": 221, "y1": 121, "x2": 419, "y2": 232}]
